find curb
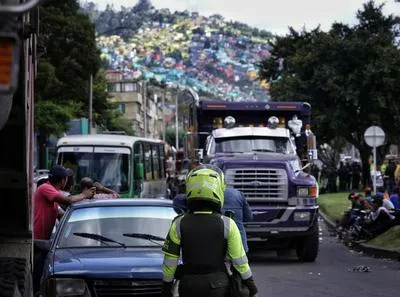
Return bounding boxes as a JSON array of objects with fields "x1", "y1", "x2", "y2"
[
  {"x1": 319, "y1": 211, "x2": 400, "y2": 261},
  {"x1": 353, "y1": 242, "x2": 400, "y2": 261},
  {"x1": 318, "y1": 210, "x2": 336, "y2": 231}
]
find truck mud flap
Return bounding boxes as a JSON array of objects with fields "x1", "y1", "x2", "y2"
[{"x1": 0, "y1": 258, "x2": 31, "y2": 297}]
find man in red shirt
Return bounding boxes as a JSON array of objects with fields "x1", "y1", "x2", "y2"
[
  {"x1": 33, "y1": 165, "x2": 95, "y2": 240},
  {"x1": 33, "y1": 165, "x2": 95, "y2": 294}
]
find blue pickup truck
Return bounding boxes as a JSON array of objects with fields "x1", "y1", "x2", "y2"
[{"x1": 185, "y1": 100, "x2": 319, "y2": 262}]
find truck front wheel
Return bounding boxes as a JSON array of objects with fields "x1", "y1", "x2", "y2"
[{"x1": 296, "y1": 222, "x2": 319, "y2": 262}]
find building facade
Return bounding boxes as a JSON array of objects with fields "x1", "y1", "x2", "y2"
[{"x1": 105, "y1": 70, "x2": 164, "y2": 139}]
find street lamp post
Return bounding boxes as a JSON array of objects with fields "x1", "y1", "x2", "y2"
[
  {"x1": 175, "y1": 87, "x2": 179, "y2": 150},
  {"x1": 142, "y1": 80, "x2": 147, "y2": 138},
  {"x1": 89, "y1": 74, "x2": 93, "y2": 134},
  {"x1": 162, "y1": 87, "x2": 166, "y2": 142}
]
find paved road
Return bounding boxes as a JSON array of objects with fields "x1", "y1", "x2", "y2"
[{"x1": 249, "y1": 218, "x2": 400, "y2": 297}]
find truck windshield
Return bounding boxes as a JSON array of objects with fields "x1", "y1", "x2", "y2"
[
  {"x1": 57, "y1": 149, "x2": 130, "y2": 193},
  {"x1": 214, "y1": 136, "x2": 294, "y2": 154}
]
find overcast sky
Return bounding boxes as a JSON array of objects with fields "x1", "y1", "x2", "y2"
[{"x1": 93, "y1": 0, "x2": 400, "y2": 35}]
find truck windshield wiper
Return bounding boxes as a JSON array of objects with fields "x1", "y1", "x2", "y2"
[
  {"x1": 73, "y1": 232, "x2": 126, "y2": 247},
  {"x1": 123, "y1": 233, "x2": 165, "y2": 247},
  {"x1": 252, "y1": 149, "x2": 275, "y2": 152}
]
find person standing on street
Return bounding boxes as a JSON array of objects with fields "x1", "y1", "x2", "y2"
[
  {"x1": 222, "y1": 186, "x2": 253, "y2": 253},
  {"x1": 172, "y1": 169, "x2": 254, "y2": 253},
  {"x1": 79, "y1": 177, "x2": 120, "y2": 199},
  {"x1": 34, "y1": 165, "x2": 95, "y2": 240},
  {"x1": 384, "y1": 159, "x2": 396, "y2": 194},
  {"x1": 162, "y1": 165, "x2": 258, "y2": 297},
  {"x1": 33, "y1": 165, "x2": 95, "y2": 295}
]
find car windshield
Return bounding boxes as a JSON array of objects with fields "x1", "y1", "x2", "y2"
[
  {"x1": 56, "y1": 206, "x2": 176, "y2": 248},
  {"x1": 214, "y1": 136, "x2": 294, "y2": 154},
  {"x1": 57, "y1": 147, "x2": 130, "y2": 193}
]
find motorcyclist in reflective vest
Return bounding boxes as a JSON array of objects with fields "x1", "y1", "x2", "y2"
[{"x1": 161, "y1": 165, "x2": 259, "y2": 297}]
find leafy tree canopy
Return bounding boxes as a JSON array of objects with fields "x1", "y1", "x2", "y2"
[
  {"x1": 35, "y1": 0, "x2": 127, "y2": 137},
  {"x1": 258, "y1": 0, "x2": 400, "y2": 185}
]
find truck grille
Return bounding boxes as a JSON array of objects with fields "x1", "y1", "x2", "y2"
[
  {"x1": 93, "y1": 279, "x2": 163, "y2": 297},
  {"x1": 225, "y1": 168, "x2": 288, "y2": 202}
]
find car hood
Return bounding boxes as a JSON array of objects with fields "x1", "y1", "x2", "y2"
[{"x1": 53, "y1": 248, "x2": 164, "y2": 278}]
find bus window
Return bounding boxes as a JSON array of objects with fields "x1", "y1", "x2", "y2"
[
  {"x1": 152, "y1": 145, "x2": 160, "y2": 179},
  {"x1": 159, "y1": 144, "x2": 165, "y2": 178},
  {"x1": 144, "y1": 143, "x2": 153, "y2": 180},
  {"x1": 134, "y1": 142, "x2": 144, "y2": 180},
  {"x1": 96, "y1": 153, "x2": 129, "y2": 193}
]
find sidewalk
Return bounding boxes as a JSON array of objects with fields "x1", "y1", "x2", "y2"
[{"x1": 319, "y1": 210, "x2": 400, "y2": 261}]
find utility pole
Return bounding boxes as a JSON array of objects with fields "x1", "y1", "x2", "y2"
[
  {"x1": 89, "y1": 73, "x2": 93, "y2": 134},
  {"x1": 175, "y1": 87, "x2": 179, "y2": 150},
  {"x1": 162, "y1": 87, "x2": 166, "y2": 142},
  {"x1": 142, "y1": 80, "x2": 147, "y2": 138}
]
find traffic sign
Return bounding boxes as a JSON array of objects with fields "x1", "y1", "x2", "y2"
[
  {"x1": 364, "y1": 126, "x2": 385, "y2": 147},
  {"x1": 364, "y1": 126, "x2": 385, "y2": 194}
]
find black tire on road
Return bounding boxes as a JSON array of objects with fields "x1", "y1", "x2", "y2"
[
  {"x1": 296, "y1": 222, "x2": 320, "y2": 262},
  {"x1": 0, "y1": 258, "x2": 32, "y2": 297}
]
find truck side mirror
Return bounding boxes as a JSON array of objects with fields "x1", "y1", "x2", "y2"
[
  {"x1": 136, "y1": 163, "x2": 144, "y2": 180},
  {"x1": 307, "y1": 134, "x2": 318, "y2": 161}
]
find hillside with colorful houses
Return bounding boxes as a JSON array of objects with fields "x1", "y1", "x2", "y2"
[{"x1": 83, "y1": 1, "x2": 274, "y2": 101}]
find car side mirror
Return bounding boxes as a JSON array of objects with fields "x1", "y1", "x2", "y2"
[{"x1": 34, "y1": 239, "x2": 51, "y2": 252}]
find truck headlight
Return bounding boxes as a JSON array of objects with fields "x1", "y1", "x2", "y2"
[
  {"x1": 55, "y1": 278, "x2": 90, "y2": 297},
  {"x1": 294, "y1": 211, "x2": 311, "y2": 221},
  {"x1": 297, "y1": 186, "x2": 317, "y2": 197}
]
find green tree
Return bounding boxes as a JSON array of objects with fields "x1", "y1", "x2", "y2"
[
  {"x1": 35, "y1": 0, "x2": 126, "y2": 167},
  {"x1": 165, "y1": 128, "x2": 185, "y2": 148},
  {"x1": 35, "y1": 100, "x2": 82, "y2": 166},
  {"x1": 259, "y1": 1, "x2": 400, "y2": 186},
  {"x1": 37, "y1": 0, "x2": 100, "y2": 102}
]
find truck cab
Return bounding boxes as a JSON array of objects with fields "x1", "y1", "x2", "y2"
[{"x1": 187, "y1": 100, "x2": 320, "y2": 262}]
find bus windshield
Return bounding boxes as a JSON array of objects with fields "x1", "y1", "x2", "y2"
[{"x1": 57, "y1": 147, "x2": 130, "y2": 193}]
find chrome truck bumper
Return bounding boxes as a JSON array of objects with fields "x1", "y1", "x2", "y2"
[{"x1": 245, "y1": 206, "x2": 319, "y2": 240}]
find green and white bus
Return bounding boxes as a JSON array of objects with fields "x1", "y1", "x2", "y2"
[{"x1": 56, "y1": 134, "x2": 168, "y2": 198}]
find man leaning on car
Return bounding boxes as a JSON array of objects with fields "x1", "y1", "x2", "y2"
[{"x1": 33, "y1": 164, "x2": 95, "y2": 295}]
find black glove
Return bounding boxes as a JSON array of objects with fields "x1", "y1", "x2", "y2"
[
  {"x1": 161, "y1": 281, "x2": 173, "y2": 297},
  {"x1": 244, "y1": 277, "x2": 258, "y2": 296},
  {"x1": 174, "y1": 264, "x2": 184, "y2": 280}
]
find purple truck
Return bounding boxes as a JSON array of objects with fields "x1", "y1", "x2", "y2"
[{"x1": 185, "y1": 100, "x2": 319, "y2": 262}]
